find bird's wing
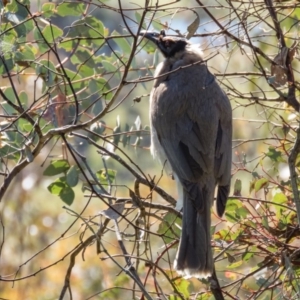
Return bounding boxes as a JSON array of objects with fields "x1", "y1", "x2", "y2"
[
  {"x1": 187, "y1": 77, "x2": 232, "y2": 216},
  {"x1": 152, "y1": 73, "x2": 231, "y2": 214},
  {"x1": 214, "y1": 88, "x2": 232, "y2": 216}
]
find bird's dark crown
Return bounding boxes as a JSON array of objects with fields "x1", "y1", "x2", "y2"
[{"x1": 140, "y1": 30, "x2": 189, "y2": 58}]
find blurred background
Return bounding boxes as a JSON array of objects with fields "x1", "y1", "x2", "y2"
[{"x1": 0, "y1": 0, "x2": 299, "y2": 299}]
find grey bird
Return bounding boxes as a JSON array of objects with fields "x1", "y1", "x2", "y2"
[{"x1": 140, "y1": 30, "x2": 232, "y2": 278}]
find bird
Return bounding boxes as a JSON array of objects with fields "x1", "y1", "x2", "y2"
[{"x1": 140, "y1": 30, "x2": 232, "y2": 278}]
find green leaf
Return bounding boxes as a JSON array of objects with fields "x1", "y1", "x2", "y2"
[
  {"x1": 89, "y1": 78, "x2": 111, "y2": 102},
  {"x1": 262, "y1": 216, "x2": 269, "y2": 229},
  {"x1": 66, "y1": 166, "x2": 79, "y2": 187},
  {"x1": 233, "y1": 178, "x2": 242, "y2": 196},
  {"x1": 112, "y1": 30, "x2": 132, "y2": 54},
  {"x1": 225, "y1": 211, "x2": 239, "y2": 223},
  {"x1": 242, "y1": 252, "x2": 254, "y2": 262},
  {"x1": 60, "y1": 185, "x2": 75, "y2": 205},
  {"x1": 135, "y1": 12, "x2": 146, "y2": 30},
  {"x1": 4, "y1": 130, "x2": 23, "y2": 146},
  {"x1": 42, "y1": 24, "x2": 63, "y2": 44},
  {"x1": 33, "y1": 27, "x2": 49, "y2": 53},
  {"x1": 65, "y1": 16, "x2": 105, "y2": 46},
  {"x1": 6, "y1": 0, "x2": 28, "y2": 21},
  {"x1": 252, "y1": 171, "x2": 260, "y2": 179},
  {"x1": 0, "y1": 144, "x2": 19, "y2": 160},
  {"x1": 35, "y1": 59, "x2": 57, "y2": 86},
  {"x1": 225, "y1": 199, "x2": 242, "y2": 223},
  {"x1": 273, "y1": 192, "x2": 288, "y2": 205},
  {"x1": 265, "y1": 146, "x2": 285, "y2": 163},
  {"x1": 58, "y1": 39, "x2": 73, "y2": 52},
  {"x1": 273, "y1": 192, "x2": 288, "y2": 218},
  {"x1": 244, "y1": 220, "x2": 257, "y2": 229},
  {"x1": 43, "y1": 159, "x2": 70, "y2": 176},
  {"x1": 23, "y1": 19, "x2": 34, "y2": 35},
  {"x1": 0, "y1": 23, "x2": 17, "y2": 45},
  {"x1": 17, "y1": 0, "x2": 31, "y2": 6},
  {"x1": 266, "y1": 245, "x2": 277, "y2": 254},
  {"x1": 41, "y1": 3, "x2": 55, "y2": 18},
  {"x1": 89, "y1": 77, "x2": 106, "y2": 93},
  {"x1": 242, "y1": 249, "x2": 255, "y2": 262},
  {"x1": 254, "y1": 178, "x2": 269, "y2": 192},
  {"x1": 56, "y1": 2, "x2": 85, "y2": 17},
  {"x1": 47, "y1": 180, "x2": 65, "y2": 195},
  {"x1": 157, "y1": 212, "x2": 181, "y2": 244},
  {"x1": 76, "y1": 64, "x2": 94, "y2": 77},
  {"x1": 0, "y1": 54, "x2": 14, "y2": 75},
  {"x1": 18, "y1": 118, "x2": 32, "y2": 132},
  {"x1": 1, "y1": 87, "x2": 18, "y2": 114},
  {"x1": 71, "y1": 47, "x2": 95, "y2": 68},
  {"x1": 64, "y1": 68, "x2": 83, "y2": 93},
  {"x1": 225, "y1": 198, "x2": 242, "y2": 211},
  {"x1": 174, "y1": 277, "x2": 190, "y2": 299},
  {"x1": 227, "y1": 260, "x2": 243, "y2": 269},
  {"x1": 215, "y1": 228, "x2": 238, "y2": 242},
  {"x1": 47, "y1": 177, "x2": 75, "y2": 205},
  {"x1": 96, "y1": 169, "x2": 117, "y2": 185},
  {"x1": 15, "y1": 44, "x2": 35, "y2": 64},
  {"x1": 102, "y1": 60, "x2": 120, "y2": 78},
  {"x1": 236, "y1": 206, "x2": 250, "y2": 219},
  {"x1": 18, "y1": 90, "x2": 28, "y2": 107}
]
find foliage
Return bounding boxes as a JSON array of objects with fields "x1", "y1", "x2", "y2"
[{"x1": 1, "y1": 0, "x2": 300, "y2": 299}]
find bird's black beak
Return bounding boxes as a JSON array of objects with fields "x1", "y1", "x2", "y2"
[{"x1": 139, "y1": 30, "x2": 165, "y2": 44}]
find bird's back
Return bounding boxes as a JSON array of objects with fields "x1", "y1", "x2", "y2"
[{"x1": 150, "y1": 46, "x2": 231, "y2": 179}]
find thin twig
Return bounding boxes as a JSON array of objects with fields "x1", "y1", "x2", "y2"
[{"x1": 288, "y1": 126, "x2": 300, "y2": 224}]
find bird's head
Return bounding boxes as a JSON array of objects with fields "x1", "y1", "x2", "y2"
[{"x1": 139, "y1": 30, "x2": 189, "y2": 58}]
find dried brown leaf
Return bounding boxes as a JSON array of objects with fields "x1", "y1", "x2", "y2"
[
  {"x1": 271, "y1": 47, "x2": 289, "y2": 87},
  {"x1": 270, "y1": 42, "x2": 298, "y2": 87},
  {"x1": 186, "y1": 12, "x2": 200, "y2": 40}
]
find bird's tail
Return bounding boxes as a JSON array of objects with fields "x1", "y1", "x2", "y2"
[{"x1": 174, "y1": 183, "x2": 213, "y2": 278}]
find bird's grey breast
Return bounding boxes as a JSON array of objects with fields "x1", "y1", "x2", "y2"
[{"x1": 150, "y1": 61, "x2": 217, "y2": 138}]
